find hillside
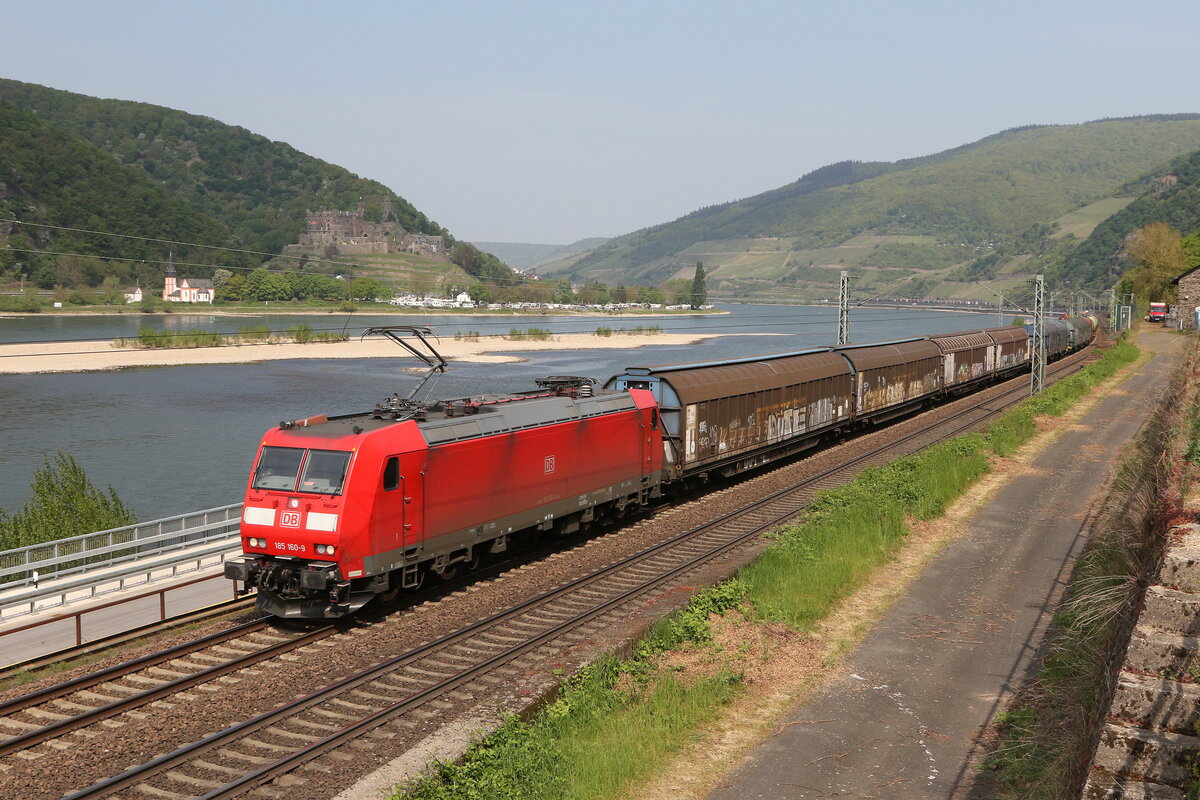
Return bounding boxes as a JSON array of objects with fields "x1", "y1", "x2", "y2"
[
  {"x1": 548, "y1": 116, "x2": 1200, "y2": 299},
  {"x1": 1056, "y1": 148, "x2": 1200, "y2": 286},
  {"x1": 0, "y1": 99, "x2": 242, "y2": 288},
  {"x1": 0, "y1": 78, "x2": 446, "y2": 257},
  {"x1": 470, "y1": 238, "x2": 610, "y2": 271}
]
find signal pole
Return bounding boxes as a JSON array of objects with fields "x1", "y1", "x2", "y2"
[
  {"x1": 837, "y1": 270, "x2": 852, "y2": 346},
  {"x1": 1031, "y1": 274, "x2": 1045, "y2": 395}
]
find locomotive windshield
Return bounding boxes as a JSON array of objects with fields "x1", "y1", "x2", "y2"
[
  {"x1": 298, "y1": 450, "x2": 351, "y2": 495},
  {"x1": 253, "y1": 447, "x2": 305, "y2": 490},
  {"x1": 252, "y1": 447, "x2": 351, "y2": 495}
]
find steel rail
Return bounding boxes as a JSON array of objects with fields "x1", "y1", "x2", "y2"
[{"x1": 0, "y1": 620, "x2": 342, "y2": 758}]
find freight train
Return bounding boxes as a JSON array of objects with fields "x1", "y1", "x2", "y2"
[{"x1": 225, "y1": 318, "x2": 1098, "y2": 618}]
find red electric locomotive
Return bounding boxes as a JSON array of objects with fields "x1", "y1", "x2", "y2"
[{"x1": 225, "y1": 328, "x2": 664, "y2": 618}]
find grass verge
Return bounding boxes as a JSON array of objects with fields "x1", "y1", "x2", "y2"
[{"x1": 393, "y1": 337, "x2": 1142, "y2": 800}]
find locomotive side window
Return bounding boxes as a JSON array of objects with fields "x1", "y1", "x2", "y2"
[
  {"x1": 299, "y1": 450, "x2": 351, "y2": 495},
  {"x1": 253, "y1": 446, "x2": 305, "y2": 491},
  {"x1": 383, "y1": 456, "x2": 400, "y2": 491},
  {"x1": 650, "y1": 408, "x2": 659, "y2": 430}
]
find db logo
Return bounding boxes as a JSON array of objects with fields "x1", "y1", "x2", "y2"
[
  {"x1": 544, "y1": 455, "x2": 556, "y2": 475},
  {"x1": 280, "y1": 510, "x2": 302, "y2": 528}
]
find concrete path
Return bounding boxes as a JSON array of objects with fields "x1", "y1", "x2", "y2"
[{"x1": 708, "y1": 331, "x2": 1184, "y2": 800}]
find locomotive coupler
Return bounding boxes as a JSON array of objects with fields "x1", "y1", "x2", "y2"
[{"x1": 300, "y1": 562, "x2": 339, "y2": 590}]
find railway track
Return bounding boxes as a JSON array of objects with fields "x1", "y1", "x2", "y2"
[
  {"x1": 37, "y1": 349, "x2": 1096, "y2": 799},
  {"x1": 0, "y1": 617, "x2": 335, "y2": 758}
]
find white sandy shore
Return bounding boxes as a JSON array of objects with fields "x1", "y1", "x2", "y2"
[{"x1": 0, "y1": 332, "x2": 744, "y2": 375}]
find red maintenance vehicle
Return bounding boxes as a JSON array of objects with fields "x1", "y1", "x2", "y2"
[{"x1": 1147, "y1": 302, "x2": 1167, "y2": 322}]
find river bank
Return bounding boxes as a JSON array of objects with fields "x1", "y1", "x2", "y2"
[
  {"x1": 0, "y1": 306, "x2": 727, "y2": 319},
  {"x1": 0, "y1": 331, "x2": 728, "y2": 374}
]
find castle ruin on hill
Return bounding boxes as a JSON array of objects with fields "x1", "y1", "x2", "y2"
[{"x1": 282, "y1": 199, "x2": 447, "y2": 260}]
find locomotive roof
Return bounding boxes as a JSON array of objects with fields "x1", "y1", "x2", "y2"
[{"x1": 276, "y1": 389, "x2": 639, "y2": 447}]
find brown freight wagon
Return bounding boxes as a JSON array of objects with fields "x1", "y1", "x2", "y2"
[
  {"x1": 928, "y1": 330, "x2": 995, "y2": 391},
  {"x1": 981, "y1": 325, "x2": 1031, "y2": 374},
  {"x1": 834, "y1": 338, "x2": 943, "y2": 422},
  {"x1": 605, "y1": 348, "x2": 855, "y2": 480}
]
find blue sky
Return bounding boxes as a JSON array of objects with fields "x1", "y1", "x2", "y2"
[{"x1": 3, "y1": 1, "x2": 1196, "y2": 243}]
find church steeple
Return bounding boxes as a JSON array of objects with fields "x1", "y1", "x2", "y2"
[{"x1": 162, "y1": 251, "x2": 178, "y2": 301}]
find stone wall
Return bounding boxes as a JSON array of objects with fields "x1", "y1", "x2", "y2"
[
  {"x1": 1175, "y1": 271, "x2": 1200, "y2": 330},
  {"x1": 1085, "y1": 523, "x2": 1200, "y2": 799}
]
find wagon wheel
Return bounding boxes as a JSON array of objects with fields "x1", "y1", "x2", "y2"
[{"x1": 465, "y1": 547, "x2": 483, "y2": 571}]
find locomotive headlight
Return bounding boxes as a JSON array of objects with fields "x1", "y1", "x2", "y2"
[{"x1": 315, "y1": 544, "x2": 335, "y2": 556}]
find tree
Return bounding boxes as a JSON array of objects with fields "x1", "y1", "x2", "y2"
[
  {"x1": 578, "y1": 281, "x2": 610, "y2": 305},
  {"x1": 690, "y1": 262, "x2": 708, "y2": 309},
  {"x1": 349, "y1": 277, "x2": 387, "y2": 301},
  {"x1": 1119, "y1": 222, "x2": 1186, "y2": 302},
  {"x1": 467, "y1": 283, "x2": 492, "y2": 304},
  {"x1": 100, "y1": 275, "x2": 124, "y2": 305},
  {"x1": 639, "y1": 286, "x2": 665, "y2": 304},
  {"x1": 550, "y1": 279, "x2": 576, "y2": 304},
  {"x1": 1181, "y1": 232, "x2": 1200, "y2": 270},
  {"x1": 218, "y1": 274, "x2": 246, "y2": 301},
  {"x1": 211, "y1": 268, "x2": 233, "y2": 288},
  {"x1": 0, "y1": 453, "x2": 136, "y2": 549}
]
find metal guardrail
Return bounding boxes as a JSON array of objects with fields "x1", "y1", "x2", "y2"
[
  {"x1": 0, "y1": 540, "x2": 244, "y2": 619},
  {"x1": 0, "y1": 504, "x2": 243, "y2": 589}
]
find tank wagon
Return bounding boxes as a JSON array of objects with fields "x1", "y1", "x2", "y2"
[
  {"x1": 228, "y1": 321, "x2": 1088, "y2": 619},
  {"x1": 1024, "y1": 315, "x2": 1097, "y2": 361}
]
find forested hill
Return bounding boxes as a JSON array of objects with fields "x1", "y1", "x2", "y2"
[
  {"x1": 0, "y1": 78, "x2": 446, "y2": 256},
  {"x1": 558, "y1": 116, "x2": 1200, "y2": 292},
  {"x1": 1061, "y1": 148, "x2": 1200, "y2": 286},
  {"x1": 0, "y1": 99, "x2": 241, "y2": 275}
]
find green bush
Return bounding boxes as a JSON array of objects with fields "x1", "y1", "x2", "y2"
[
  {"x1": 133, "y1": 326, "x2": 224, "y2": 348},
  {"x1": 238, "y1": 324, "x2": 272, "y2": 342},
  {"x1": 286, "y1": 324, "x2": 313, "y2": 343},
  {"x1": 0, "y1": 453, "x2": 136, "y2": 551},
  {"x1": 0, "y1": 294, "x2": 42, "y2": 312}
]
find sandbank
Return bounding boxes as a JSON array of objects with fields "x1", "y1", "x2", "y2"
[{"x1": 0, "y1": 332, "x2": 743, "y2": 375}]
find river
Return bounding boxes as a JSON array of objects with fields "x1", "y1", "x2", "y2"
[{"x1": 0, "y1": 304, "x2": 1006, "y2": 521}]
